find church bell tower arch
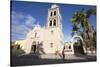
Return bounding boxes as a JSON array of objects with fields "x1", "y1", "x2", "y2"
[{"x1": 47, "y1": 4, "x2": 62, "y2": 30}]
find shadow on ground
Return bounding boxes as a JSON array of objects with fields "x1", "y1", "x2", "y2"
[{"x1": 11, "y1": 54, "x2": 96, "y2": 66}]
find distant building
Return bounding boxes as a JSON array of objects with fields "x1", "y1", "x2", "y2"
[{"x1": 64, "y1": 42, "x2": 74, "y2": 54}]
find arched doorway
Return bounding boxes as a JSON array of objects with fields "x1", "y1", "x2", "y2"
[
  {"x1": 73, "y1": 39, "x2": 85, "y2": 55},
  {"x1": 31, "y1": 41, "x2": 37, "y2": 54},
  {"x1": 70, "y1": 35, "x2": 86, "y2": 55}
]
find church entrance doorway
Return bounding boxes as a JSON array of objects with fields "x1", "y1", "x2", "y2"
[
  {"x1": 31, "y1": 45, "x2": 36, "y2": 54},
  {"x1": 31, "y1": 41, "x2": 37, "y2": 54}
]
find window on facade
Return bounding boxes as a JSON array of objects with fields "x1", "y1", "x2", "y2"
[
  {"x1": 69, "y1": 45, "x2": 71, "y2": 49},
  {"x1": 50, "y1": 20, "x2": 52, "y2": 26},
  {"x1": 54, "y1": 11, "x2": 56, "y2": 16},
  {"x1": 53, "y1": 19, "x2": 56, "y2": 26},
  {"x1": 51, "y1": 30, "x2": 53, "y2": 34},
  {"x1": 50, "y1": 12, "x2": 52, "y2": 16},
  {"x1": 50, "y1": 43, "x2": 53, "y2": 47}
]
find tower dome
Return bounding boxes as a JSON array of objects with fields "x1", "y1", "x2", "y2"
[{"x1": 51, "y1": 4, "x2": 59, "y2": 8}]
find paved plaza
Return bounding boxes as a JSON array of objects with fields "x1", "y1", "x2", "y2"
[{"x1": 11, "y1": 54, "x2": 96, "y2": 66}]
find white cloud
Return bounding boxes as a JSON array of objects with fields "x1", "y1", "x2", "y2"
[
  {"x1": 11, "y1": 11, "x2": 37, "y2": 41},
  {"x1": 25, "y1": 15, "x2": 36, "y2": 26}
]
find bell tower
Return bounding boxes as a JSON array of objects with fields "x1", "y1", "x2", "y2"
[
  {"x1": 47, "y1": 4, "x2": 62, "y2": 30},
  {"x1": 44, "y1": 4, "x2": 64, "y2": 54}
]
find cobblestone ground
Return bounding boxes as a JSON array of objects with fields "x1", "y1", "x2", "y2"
[{"x1": 11, "y1": 54, "x2": 96, "y2": 66}]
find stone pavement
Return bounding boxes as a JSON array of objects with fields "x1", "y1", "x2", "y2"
[
  {"x1": 11, "y1": 54, "x2": 96, "y2": 66},
  {"x1": 65, "y1": 55, "x2": 86, "y2": 59},
  {"x1": 40, "y1": 54, "x2": 86, "y2": 59}
]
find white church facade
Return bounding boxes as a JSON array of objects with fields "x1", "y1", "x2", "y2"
[{"x1": 21, "y1": 4, "x2": 82, "y2": 55}]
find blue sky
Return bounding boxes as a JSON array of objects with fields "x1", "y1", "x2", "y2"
[{"x1": 11, "y1": 1, "x2": 96, "y2": 42}]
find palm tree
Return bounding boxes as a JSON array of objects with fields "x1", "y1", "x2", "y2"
[
  {"x1": 86, "y1": 8, "x2": 96, "y2": 18},
  {"x1": 86, "y1": 8, "x2": 96, "y2": 54},
  {"x1": 71, "y1": 8, "x2": 96, "y2": 54},
  {"x1": 71, "y1": 9, "x2": 87, "y2": 32}
]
